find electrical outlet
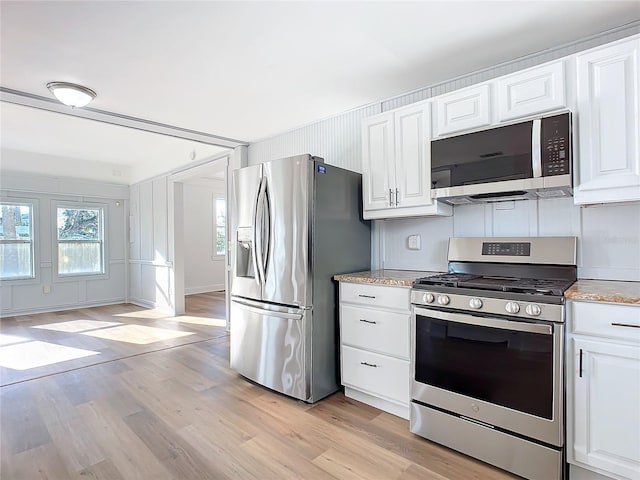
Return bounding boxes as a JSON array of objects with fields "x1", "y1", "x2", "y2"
[
  {"x1": 43, "y1": 285, "x2": 51, "y2": 294},
  {"x1": 408, "y1": 234, "x2": 421, "y2": 250}
]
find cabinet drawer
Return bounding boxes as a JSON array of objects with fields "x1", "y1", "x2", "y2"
[
  {"x1": 570, "y1": 301, "x2": 640, "y2": 343},
  {"x1": 341, "y1": 346, "x2": 410, "y2": 404},
  {"x1": 341, "y1": 305, "x2": 409, "y2": 358},
  {"x1": 340, "y1": 282, "x2": 410, "y2": 311}
]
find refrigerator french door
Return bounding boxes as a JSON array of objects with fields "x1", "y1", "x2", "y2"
[{"x1": 230, "y1": 154, "x2": 371, "y2": 402}]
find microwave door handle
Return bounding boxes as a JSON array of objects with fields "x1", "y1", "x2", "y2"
[{"x1": 532, "y1": 118, "x2": 542, "y2": 178}]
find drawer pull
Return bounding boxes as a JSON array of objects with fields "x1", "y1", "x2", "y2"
[
  {"x1": 611, "y1": 322, "x2": 640, "y2": 329},
  {"x1": 358, "y1": 294, "x2": 376, "y2": 299},
  {"x1": 359, "y1": 319, "x2": 377, "y2": 324},
  {"x1": 360, "y1": 361, "x2": 378, "y2": 368}
]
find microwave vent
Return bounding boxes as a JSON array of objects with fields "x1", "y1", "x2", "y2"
[
  {"x1": 447, "y1": 197, "x2": 474, "y2": 205},
  {"x1": 536, "y1": 189, "x2": 570, "y2": 199}
]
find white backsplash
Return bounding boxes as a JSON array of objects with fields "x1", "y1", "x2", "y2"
[{"x1": 381, "y1": 197, "x2": 640, "y2": 281}]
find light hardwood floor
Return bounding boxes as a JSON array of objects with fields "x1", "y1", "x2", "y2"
[{"x1": 0, "y1": 293, "x2": 517, "y2": 480}]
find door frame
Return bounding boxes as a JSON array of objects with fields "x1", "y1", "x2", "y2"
[{"x1": 167, "y1": 146, "x2": 247, "y2": 326}]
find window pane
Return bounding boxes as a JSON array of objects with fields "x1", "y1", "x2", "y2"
[
  {"x1": 57, "y1": 208, "x2": 101, "y2": 240},
  {"x1": 216, "y1": 227, "x2": 225, "y2": 255},
  {"x1": 0, "y1": 243, "x2": 33, "y2": 278},
  {"x1": 216, "y1": 199, "x2": 225, "y2": 227},
  {"x1": 1, "y1": 204, "x2": 32, "y2": 240},
  {"x1": 58, "y1": 242, "x2": 102, "y2": 275}
]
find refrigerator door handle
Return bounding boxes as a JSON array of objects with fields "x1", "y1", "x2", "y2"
[
  {"x1": 254, "y1": 177, "x2": 267, "y2": 285},
  {"x1": 231, "y1": 298, "x2": 303, "y2": 320},
  {"x1": 261, "y1": 178, "x2": 271, "y2": 282}
]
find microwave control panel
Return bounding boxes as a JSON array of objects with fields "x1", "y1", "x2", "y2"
[{"x1": 541, "y1": 113, "x2": 571, "y2": 176}]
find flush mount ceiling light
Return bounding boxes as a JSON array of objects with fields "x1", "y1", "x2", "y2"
[{"x1": 46, "y1": 81, "x2": 96, "y2": 108}]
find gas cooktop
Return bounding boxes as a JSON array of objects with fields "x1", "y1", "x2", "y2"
[{"x1": 414, "y1": 273, "x2": 575, "y2": 297}]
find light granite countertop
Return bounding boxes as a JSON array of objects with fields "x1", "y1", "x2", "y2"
[
  {"x1": 565, "y1": 279, "x2": 640, "y2": 305},
  {"x1": 333, "y1": 269, "x2": 442, "y2": 287}
]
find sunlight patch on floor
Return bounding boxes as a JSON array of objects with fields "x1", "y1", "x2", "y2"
[
  {"x1": 0, "y1": 334, "x2": 29, "y2": 346},
  {"x1": 80, "y1": 324, "x2": 195, "y2": 345},
  {"x1": 171, "y1": 315, "x2": 226, "y2": 327},
  {"x1": 32, "y1": 319, "x2": 122, "y2": 333},
  {"x1": 0, "y1": 341, "x2": 100, "y2": 370}
]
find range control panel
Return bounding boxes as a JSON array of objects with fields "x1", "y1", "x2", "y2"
[
  {"x1": 542, "y1": 113, "x2": 571, "y2": 176},
  {"x1": 482, "y1": 242, "x2": 531, "y2": 256}
]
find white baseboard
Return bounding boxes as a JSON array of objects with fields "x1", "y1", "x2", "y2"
[
  {"x1": 344, "y1": 387, "x2": 409, "y2": 420},
  {"x1": 0, "y1": 298, "x2": 126, "y2": 319},
  {"x1": 185, "y1": 284, "x2": 225, "y2": 295}
]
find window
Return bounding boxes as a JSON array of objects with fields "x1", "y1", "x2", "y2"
[
  {"x1": 215, "y1": 198, "x2": 226, "y2": 256},
  {"x1": 57, "y1": 206, "x2": 105, "y2": 276},
  {"x1": 0, "y1": 203, "x2": 34, "y2": 280}
]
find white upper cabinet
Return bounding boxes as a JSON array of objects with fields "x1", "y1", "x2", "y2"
[
  {"x1": 434, "y1": 84, "x2": 491, "y2": 136},
  {"x1": 574, "y1": 37, "x2": 640, "y2": 205},
  {"x1": 496, "y1": 61, "x2": 566, "y2": 121},
  {"x1": 362, "y1": 112, "x2": 394, "y2": 211},
  {"x1": 394, "y1": 103, "x2": 432, "y2": 208},
  {"x1": 362, "y1": 102, "x2": 451, "y2": 219}
]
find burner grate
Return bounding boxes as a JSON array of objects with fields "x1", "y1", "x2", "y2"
[
  {"x1": 414, "y1": 273, "x2": 574, "y2": 297},
  {"x1": 414, "y1": 273, "x2": 480, "y2": 288}
]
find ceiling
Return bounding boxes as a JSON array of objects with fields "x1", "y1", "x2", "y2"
[{"x1": 1, "y1": 1, "x2": 639, "y2": 184}]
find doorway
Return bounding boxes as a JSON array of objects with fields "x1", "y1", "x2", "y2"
[{"x1": 169, "y1": 154, "x2": 231, "y2": 327}]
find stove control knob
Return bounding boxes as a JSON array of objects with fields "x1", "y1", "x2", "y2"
[
  {"x1": 469, "y1": 298, "x2": 483, "y2": 309},
  {"x1": 505, "y1": 302, "x2": 520, "y2": 314},
  {"x1": 437, "y1": 295, "x2": 450, "y2": 306},
  {"x1": 526, "y1": 304, "x2": 542, "y2": 317},
  {"x1": 422, "y1": 293, "x2": 435, "y2": 304}
]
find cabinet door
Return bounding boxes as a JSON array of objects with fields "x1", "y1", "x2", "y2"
[
  {"x1": 434, "y1": 84, "x2": 491, "y2": 136},
  {"x1": 570, "y1": 338, "x2": 640, "y2": 480},
  {"x1": 394, "y1": 102, "x2": 433, "y2": 208},
  {"x1": 362, "y1": 112, "x2": 395, "y2": 211},
  {"x1": 575, "y1": 38, "x2": 640, "y2": 205},
  {"x1": 496, "y1": 61, "x2": 566, "y2": 121}
]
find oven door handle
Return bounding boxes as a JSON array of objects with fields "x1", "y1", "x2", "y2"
[{"x1": 414, "y1": 307, "x2": 553, "y2": 335}]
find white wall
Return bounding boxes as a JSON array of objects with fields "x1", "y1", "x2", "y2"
[
  {"x1": 1, "y1": 148, "x2": 131, "y2": 185},
  {"x1": 183, "y1": 180, "x2": 226, "y2": 294},
  {"x1": 0, "y1": 171, "x2": 128, "y2": 317},
  {"x1": 128, "y1": 176, "x2": 173, "y2": 311},
  {"x1": 380, "y1": 198, "x2": 640, "y2": 281}
]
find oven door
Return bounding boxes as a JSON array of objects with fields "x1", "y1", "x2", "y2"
[{"x1": 412, "y1": 306, "x2": 563, "y2": 447}]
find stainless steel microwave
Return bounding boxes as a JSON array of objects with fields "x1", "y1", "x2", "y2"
[{"x1": 431, "y1": 113, "x2": 572, "y2": 205}]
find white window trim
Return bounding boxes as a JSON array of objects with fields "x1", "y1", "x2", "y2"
[
  {"x1": 54, "y1": 201, "x2": 108, "y2": 280},
  {"x1": 0, "y1": 199, "x2": 38, "y2": 284}
]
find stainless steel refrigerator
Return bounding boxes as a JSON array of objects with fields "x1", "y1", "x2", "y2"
[{"x1": 230, "y1": 154, "x2": 371, "y2": 402}]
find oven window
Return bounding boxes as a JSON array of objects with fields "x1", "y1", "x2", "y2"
[{"x1": 415, "y1": 314, "x2": 553, "y2": 419}]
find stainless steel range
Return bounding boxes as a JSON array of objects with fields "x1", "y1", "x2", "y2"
[{"x1": 410, "y1": 236, "x2": 577, "y2": 480}]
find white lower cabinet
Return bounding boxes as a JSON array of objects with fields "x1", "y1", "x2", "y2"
[
  {"x1": 568, "y1": 301, "x2": 640, "y2": 480},
  {"x1": 338, "y1": 282, "x2": 411, "y2": 419}
]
